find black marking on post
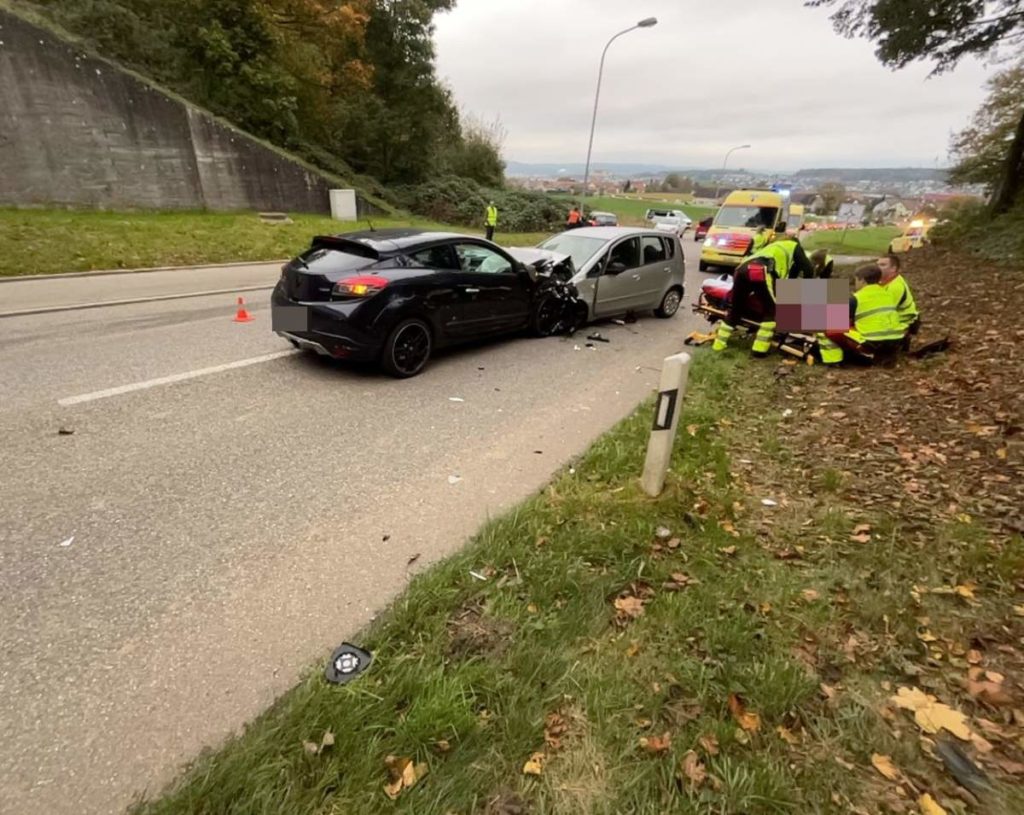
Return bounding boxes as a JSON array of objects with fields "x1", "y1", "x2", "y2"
[{"x1": 652, "y1": 388, "x2": 679, "y2": 431}]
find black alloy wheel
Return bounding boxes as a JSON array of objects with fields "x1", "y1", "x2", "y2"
[
  {"x1": 531, "y1": 295, "x2": 563, "y2": 337},
  {"x1": 383, "y1": 319, "x2": 432, "y2": 378}
]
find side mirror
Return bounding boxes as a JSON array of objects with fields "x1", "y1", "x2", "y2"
[{"x1": 606, "y1": 261, "x2": 628, "y2": 275}]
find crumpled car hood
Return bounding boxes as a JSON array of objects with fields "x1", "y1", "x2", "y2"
[{"x1": 505, "y1": 247, "x2": 575, "y2": 282}]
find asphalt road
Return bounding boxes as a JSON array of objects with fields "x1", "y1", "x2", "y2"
[{"x1": 0, "y1": 238, "x2": 710, "y2": 814}]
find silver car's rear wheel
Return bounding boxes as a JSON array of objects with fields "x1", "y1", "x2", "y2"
[{"x1": 655, "y1": 288, "x2": 682, "y2": 318}]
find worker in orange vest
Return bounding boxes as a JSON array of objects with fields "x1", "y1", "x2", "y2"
[{"x1": 566, "y1": 206, "x2": 582, "y2": 229}]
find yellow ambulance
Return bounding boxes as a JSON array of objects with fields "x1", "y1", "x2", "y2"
[{"x1": 700, "y1": 189, "x2": 788, "y2": 272}]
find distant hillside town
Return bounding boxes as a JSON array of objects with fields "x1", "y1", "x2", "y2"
[{"x1": 506, "y1": 163, "x2": 987, "y2": 223}]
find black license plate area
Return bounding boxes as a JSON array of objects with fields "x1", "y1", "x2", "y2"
[{"x1": 273, "y1": 305, "x2": 309, "y2": 332}]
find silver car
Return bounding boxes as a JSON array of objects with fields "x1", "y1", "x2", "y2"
[{"x1": 533, "y1": 227, "x2": 685, "y2": 321}]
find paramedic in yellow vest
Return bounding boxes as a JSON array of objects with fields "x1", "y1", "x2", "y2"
[
  {"x1": 810, "y1": 249, "x2": 835, "y2": 279},
  {"x1": 712, "y1": 235, "x2": 814, "y2": 356},
  {"x1": 818, "y1": 264, "x2": 905, "y2": 364},
  {"x1": 878, "y1": 252, "x2": 920, "y2": 336},
  {"x1": 485, "y1": 201, "x2": 498, "y2": 241}
]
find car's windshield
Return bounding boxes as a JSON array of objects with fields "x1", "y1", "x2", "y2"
[
  {"x1": 537, "y1": 234, "x2": 606, "y2": 271},
  {"x1": 715, "y1": 206, "x2": 778, "y2": 229}
]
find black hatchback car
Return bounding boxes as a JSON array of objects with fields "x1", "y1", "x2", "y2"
[{"x1": 271, "y1": 229, "x2": 575, "y2": 377}]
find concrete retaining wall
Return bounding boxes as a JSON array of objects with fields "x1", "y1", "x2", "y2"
[{"x1": 0, "y1": 9, "x2": 353, "y2": 213}]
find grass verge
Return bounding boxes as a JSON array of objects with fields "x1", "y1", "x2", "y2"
[
  {"x1": 0, "y1": 208, "x2": 552, "y2": 276},
  {"x1": 552, "y1": 195, "x2": 716, "y2": 225},
  {"x1": 133, "y1": 346, "x2": 1024, "y2": 814},
  {"x1": 800, "y1": 225, "x2": 901, "y2": 256}
]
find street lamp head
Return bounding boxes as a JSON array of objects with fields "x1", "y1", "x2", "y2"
[{"x1": 637, "y1": 17, "x2": 658, "y2": 27}]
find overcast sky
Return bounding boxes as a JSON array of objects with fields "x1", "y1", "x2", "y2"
[{"x1": 432, "y1": 0, "x2": 996, "y2": 170}]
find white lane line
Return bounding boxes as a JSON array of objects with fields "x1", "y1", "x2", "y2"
[
  {"x1": 0, "y1": 284, "x2": 274, "y2": 319},
  {"x1": 57, "y1": 350, "x2": 301, "y2": 406}
]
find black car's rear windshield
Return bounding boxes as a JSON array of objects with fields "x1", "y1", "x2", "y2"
[{"x1": 298, "y1": 247, "x2": 377, "y2": 274}]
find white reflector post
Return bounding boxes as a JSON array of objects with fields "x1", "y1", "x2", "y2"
[{"x1": 641, "y1": 352, "x2": 692, "y2": 497}]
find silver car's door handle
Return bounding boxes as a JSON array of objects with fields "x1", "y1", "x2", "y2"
[
  {"x1": 663, "y1": 267, "x2": 671, "y2": 273},
  {"x1": 462, "y1": 287, "x2": 480, "y2": 293},
  {"x1": 631, "y1": 274, "x2": 641, "y2": 280}
]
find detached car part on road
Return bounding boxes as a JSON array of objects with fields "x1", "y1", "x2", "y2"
[{"x1": 271, "y1": 229, "x2": 584, "y2": 377}]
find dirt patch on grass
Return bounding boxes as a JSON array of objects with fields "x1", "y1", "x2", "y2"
[{"x1": 446, "y1": 600, "x2": 515, "y2": 660}]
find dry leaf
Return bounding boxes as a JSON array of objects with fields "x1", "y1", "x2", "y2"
[
  {"x1": 967, "y1": 649, "x2": 983, "y2": 665},
  {"x1": 434, "y1": 739, "x2": 451, "y2": 753},
  {"x1": 985, "y1": 670, "x2": 1005, "y2": 683},
  {"x1": 728, "y1": 693, "x2": 761, "y2": 732},
  {"x1": 699, "y1": 733, "x2": 720, "y2": 755},
  {"x1": 639, "y1": 732, "x2": 672, "y2": 754},
  {"x1": 955, "y1": 582, "x2": 977, "y2": 600},
  {"x1": 777, "y1": 725, "x2": 801, "y2": 745},
  {"x1": 686, "y1": 424, "x2": 699, "y2": 436},
  {"x1": 970, "y1": 733, "x2": 994, "y2": 753},
  {"x1": 917, "y1": 629, "x2": 939, "y2": 643},
  {"x1": 992, "y1": 756, "x2": 1024, "y2": 775},
  {"x1": 801, "y1": 589, "x2": 821, "y2": 602},
  {"x1": 522, "y1": 751, "x2": 545, "y2": 776},
  {"x1": 544, "y1": 713, "x2": 568, "y2": 751},
  {"x1": 852, "y1": 523, "x2": 871, "y2": 534},
  {"x1": 871, "y1": 753, "x2": 901, "y2": 781},
  {"x1": 614, "y1": 595, "x2": 645, "y2": 620},
  {"x1": 1013, "y1": 605, "x2": 1024, "y2": 617},
  {"x1": 850, "y1": 532, "x2": 872, "y2": 544},
  {"x1": 384, "y1": 756, "x2": 427, "y2": 799},
  {"x1": 527, "y1": 603, "x2": 539, "y2": 614},
  {"x1": 966, "y1": 680, "x2": 1013, "y2": 707},
  {"x1": 918, "y1": 793, "x2": 947, "y2": 815},
  {"x1": 679, "y1": 750, "x2": 707, "y2": 788},
  {"x1": 625, "y1": 641, "x2": 641, "y2": 658},
  {"x1": 890, "y1": 687, "x2": 972, "y2": 740},
  {"x1": 719, "y1": 545, "x2": 738, "y2": 557}
]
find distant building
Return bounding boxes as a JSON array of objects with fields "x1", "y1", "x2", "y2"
[{"x1": 870, "y1": 199, "x2": 912, "y2": 223}]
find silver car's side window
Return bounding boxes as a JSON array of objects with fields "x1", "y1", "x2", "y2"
[
  {"x1": 641, "y1": 236, "x2": 667, "y2": 265},
  {"x1": 606, "y1": 237, "x2": 640, "y2": 273}
]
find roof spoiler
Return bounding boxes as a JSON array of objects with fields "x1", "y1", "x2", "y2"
[{"x1": 310, "y1": 235, "x2": 380, "y2": 259}]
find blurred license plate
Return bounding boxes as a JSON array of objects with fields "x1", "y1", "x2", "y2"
[{"x1": 273, "y1": 305, "x2": 308, "y2": 332}]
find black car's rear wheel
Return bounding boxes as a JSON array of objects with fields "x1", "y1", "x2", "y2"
[{"x1": 382, "y1": 319, "x2": 432, "y2": 378}]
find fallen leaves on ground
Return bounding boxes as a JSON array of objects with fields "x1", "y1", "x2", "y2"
[
  {"x1": 728, "y1": 693, "x2": 762, "y2": 732},
  {"x1": 521, "y1": 751, "x2": 545, "y2": 776},
  {"x1": 918, "y1": 793, "x2": 948, "y2": 815},
  {"x1": 614, "y1": 595, "x2": 646, "y2": 622},
  {"x1": 384, "y1": 755, "x2": 428, "y2": 799},
  {"x1": 890, "y1": 686, "x2": 972, "y2": 740},
  {"x1": 639, "y1": 732, "x2": 672, "y2": 755},
  {"x1": 544, "y1": 712, "x2": 568, "y2": 751},
  {"x1": 870, "y1": 753, "x2": 901, "y2": 782},
  {"x1": 699, "y1": 733, "x2": 720, "y2": 755},
  {"x1": 679, "y1": 750, "x2": 707, "y2": 789}
]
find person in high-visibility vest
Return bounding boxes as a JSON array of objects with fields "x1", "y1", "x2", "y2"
[
  {"x1": 878, "y1": 252, "x2": 920, "y2": 337},
  {"x1": 817, "y1": 264, "x2": 905, "y2": 364},
  {"x1": 712, "y1": 235, "x2": 814, "y2": 356},
  {"x1": 566, "y1": 206, "x2": 582, "y2": 229},
  {"x1": 485, "y1": 201, "x2": 498, "y2": 241},
  {"x1": 810, "y1": 249, "x2": 835, "y2": 278}
]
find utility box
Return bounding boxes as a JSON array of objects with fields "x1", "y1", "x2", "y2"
[{"x1": 329, "y1": 189, "x2": 357, "y2": 221}]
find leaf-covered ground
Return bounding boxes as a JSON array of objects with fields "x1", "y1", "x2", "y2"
[{"x1": 134, "y1": 250, "x2": 1022, "y2": 815}]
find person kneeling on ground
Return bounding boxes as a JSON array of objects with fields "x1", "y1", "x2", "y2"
[
  {"x1": 818, "y1": 264, "x2": 905, "y2": 365},
  {"x1": 878, "y1": 252, "x2": 920, "y2": 338},
  {"x1": 810, "y1": 249, "x2": 834, "y2": 278},
  {"x1": 712, "y1": 235, "x2": 814, "y2": 356}
]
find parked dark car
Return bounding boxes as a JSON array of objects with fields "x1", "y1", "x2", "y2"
[
  {"x1": 694, "y1": 216, "x2": 713, "y2": 242},
  {"x1": 271, "y1": 229, "x2": 578, "y2": 377}
]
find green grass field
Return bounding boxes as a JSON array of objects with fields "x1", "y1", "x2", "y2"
[
  {"x1": 130, "y1": 351, "x2": 1024, "y2": 814},
  {"x1": 800, "y1": 225, "x2": 902, "y2": 257},
  {"x1": 0, "y1": 208, "x2": 552, "y2": 277}
]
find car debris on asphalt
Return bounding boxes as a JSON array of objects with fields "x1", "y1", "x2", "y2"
[
  {"x1": 58, "y1": 536, "x2": 74, "y2": 548},
  {"x1": 586, "y1": 332, "x2": 610, "y2": 343},
  {"x1": 448, "y1": 475, "x2": 462, "y2": 485}
]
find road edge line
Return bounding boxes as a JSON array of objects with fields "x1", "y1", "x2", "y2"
[{"x1": 0, "y1": 285, "x2": 276, "y2": 319}]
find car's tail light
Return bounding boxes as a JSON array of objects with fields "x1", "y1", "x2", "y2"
[
  {"x1": 746, "y1": 261, "x2": 767, "y2": 282},
  {"x1": 333, "y1": 275, "x2": 389, "y2": 298}
]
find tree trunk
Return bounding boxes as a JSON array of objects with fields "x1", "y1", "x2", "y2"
[{"x1": 990, "y1": 106, "x2": 1024, "y2": 215}]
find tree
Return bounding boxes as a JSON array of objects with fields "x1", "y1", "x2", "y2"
[
  {"x1": 950, "y1": 60, "x2": 1024, "y2": 190},
  {"x1": 818, "y1": 181, "x2": 847, "y2": 214},
  {"x1": 809, "y1": 0, "x2": 1024, "y2": 213}
]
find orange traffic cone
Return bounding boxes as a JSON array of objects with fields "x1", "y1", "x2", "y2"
[{"x1": 232, "y1": 296, "x2": 254, "y2": 323}]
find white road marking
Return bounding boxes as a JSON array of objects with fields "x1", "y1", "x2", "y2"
[{"x1": 57, "y1": 350, "x2": 300, "y2": 406}]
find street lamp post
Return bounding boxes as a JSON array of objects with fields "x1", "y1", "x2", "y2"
[
  {"x1": 580, "y1": 17, "x2": 657, "y2": 216},
  {"x1": 714, "y1": 144, "x2": 751, "y2": 203}
]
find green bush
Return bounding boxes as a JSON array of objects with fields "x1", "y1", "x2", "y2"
[
  {"x1": 931, "y1": 200, "x2": 1024, "y2": 265},
  {"x1": 394, "y1": 177, "x2": 564, "y2": 233}
]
